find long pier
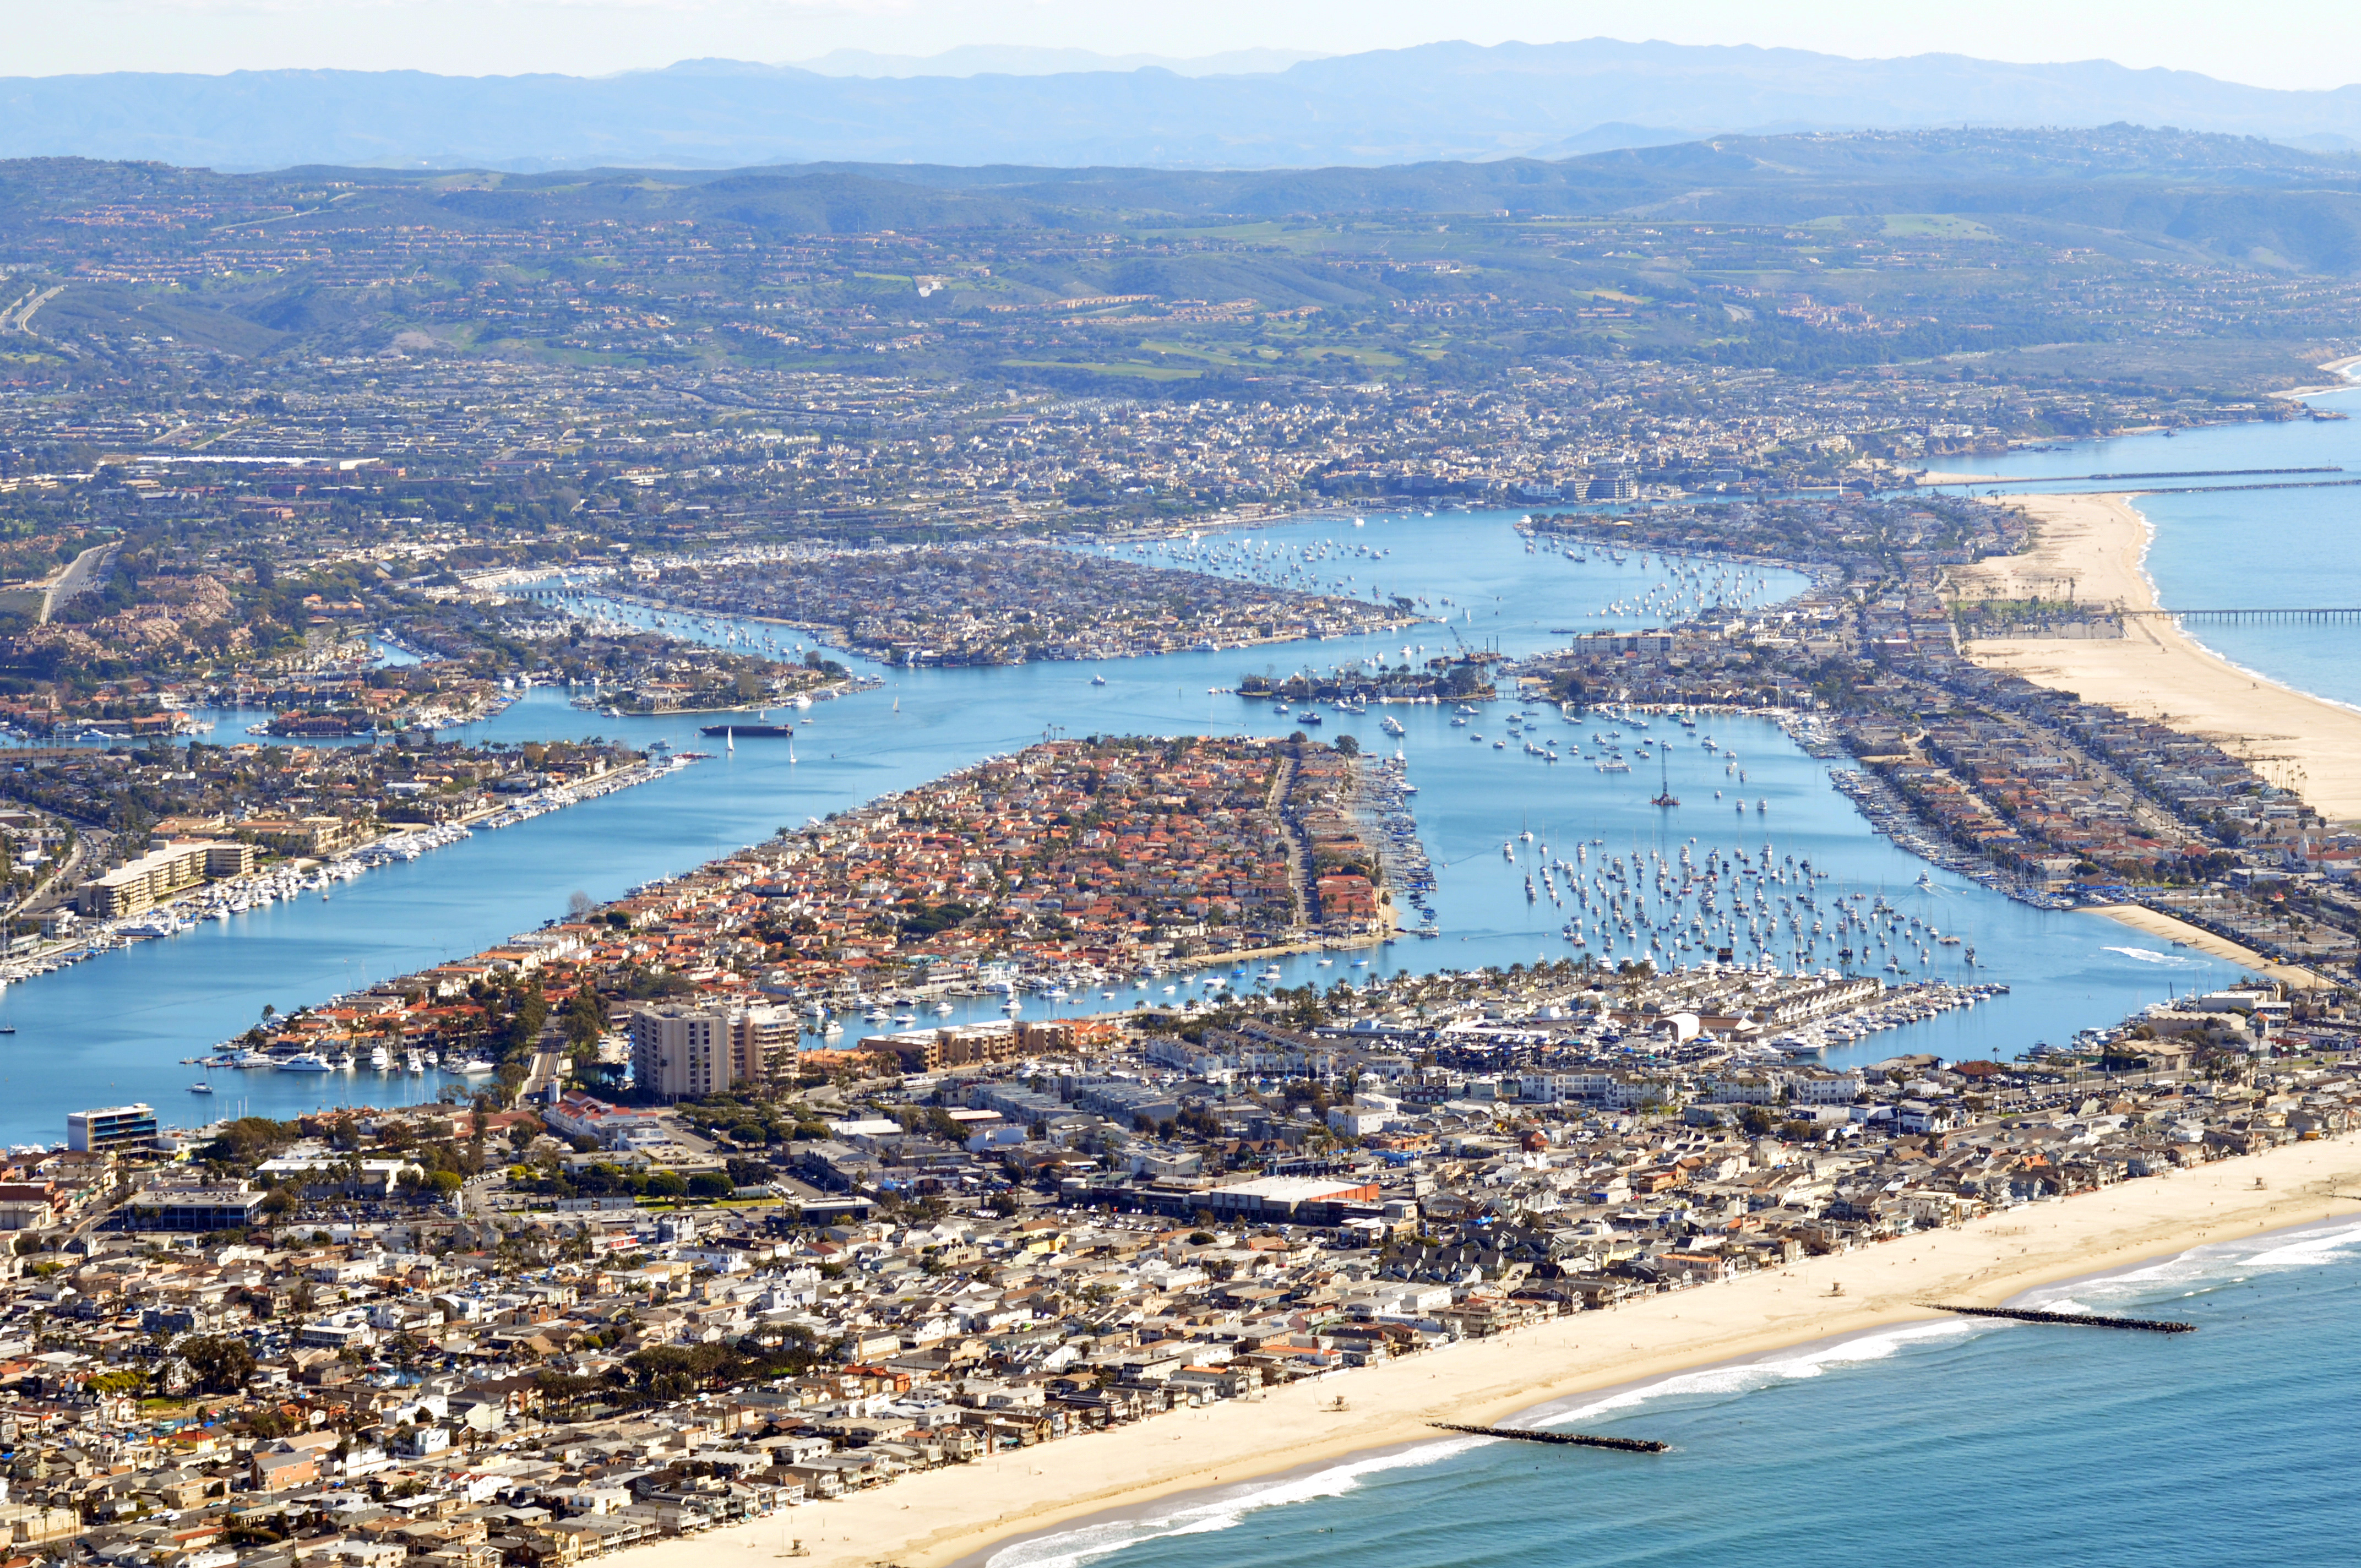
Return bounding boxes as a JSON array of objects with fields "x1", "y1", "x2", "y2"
[
  {"x1": 1922, "y1": 466, "x2": 2339, "y2": 486},
  {"x1": 1921, "y1": 1304, "x2": 2195, "y2": 1333},
  {"x1": 2137, "y1": 477, "x2": 2361, "y2": 496},
  {"x1": 1430, "y1": 1422, "x2": 1668, "y2": 1452},
  {"x1": 2117, "y1": 607, "x2": 2361, "y2": 624}
]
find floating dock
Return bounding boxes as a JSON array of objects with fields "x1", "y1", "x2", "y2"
[
  {"x1": 1430, "y1": 1422, "x2": 1667, "y2": 1453},
  {"x1": 1922, "y1": 1304, "x2": 2195, "y2": 1334}
]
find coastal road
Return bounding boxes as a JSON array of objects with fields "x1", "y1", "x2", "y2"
[
  {"x1": 38, "y1": 540, "x2": 119, "y2": 624},
  {"x1": 519, "y1": 1044, "x2": 569, "y2": 1101},
  {"x1": 0, "y1": 284, "x2": 63, "y2": 334},
  {"x1": 9, "y1": 826, "x2": 110, "y2": 920}
]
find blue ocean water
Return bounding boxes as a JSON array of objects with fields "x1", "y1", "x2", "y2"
[
  {"x1": 0, "y1": 507, "x2": 2238, "y2": 1139},
  {"x1": 1947, "y1": 384, "x2": 2361, "y2": 707},
  {"x1": 982, "y1": 1219, "x2": 2361, "y2": 1568}
]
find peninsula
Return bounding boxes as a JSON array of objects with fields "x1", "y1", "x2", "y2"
[
  {"x1": 681, "y1": 1134, "x2": 2361, "y2": 1568},
  {"x1": 26, "y1": 946, "x2": 2360, "y2": 1568}
]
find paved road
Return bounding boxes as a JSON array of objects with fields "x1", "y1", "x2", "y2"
[
  {"x1": 520, "y1": 1046, "x2": 570, "y2": 1099},
  {"x1": 6, "y1": 821, "x2": 114, "y2": 924},
  {"x1": 1, "y1": 285, "x2": 63, "y2": 334},
  {"x1": 42, "y1": 541, "x2": 118, "y2": 622}
]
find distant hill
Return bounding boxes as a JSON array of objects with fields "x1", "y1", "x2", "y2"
[
  {"x1": 787, "y1": 47, "x2": 1328, "y2": 79},
  {"x1": 3, "y1": 39, "x2": 2361, "y2": 171},
  {"x1": 7, "y1": 125, "x2": 2358, "y2": 274}
]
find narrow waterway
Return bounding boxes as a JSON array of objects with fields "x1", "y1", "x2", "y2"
[{"x1": 0, "y1": 504, "x2": 2243, "y2": 1142}]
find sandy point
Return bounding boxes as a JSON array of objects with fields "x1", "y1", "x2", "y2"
[
  {"x1": 2280, "y1": 353, "x2": 2361, "y2": 395},
  {"x1": 1955, "y1": 491, "x2": 2361, "y2": 823},
  {"x1": 2084, "y1": 903, "x2": 2318, "y2": 987},
  {"x1": 622, "y1": 1134, "x2": 2361, "y2": 1568}
]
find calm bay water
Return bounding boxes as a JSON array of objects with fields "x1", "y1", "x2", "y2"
[
  {"x1": 978, "y1": 1219, "x2": 2361, "y2": 1568},
  {"x1": 4, "y1": 418, "x2": 2351, "y2": 1562},
  {"x1": 0, "y1": 503, "x2": 2243, "y2": 1139}
]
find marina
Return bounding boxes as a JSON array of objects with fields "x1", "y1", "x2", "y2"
[
  {"x1": 0, "y1": 498, "x2": 2266, "y2": 1136},
  {"x1": 0, "y1": 753, "x2": 687, "y2": 990}
]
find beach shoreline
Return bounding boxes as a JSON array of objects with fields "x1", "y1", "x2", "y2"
[
  {"x1": 2084, "y1": 903, "x2": 2317, "y2": 986},
  {"x1": 625, "y1": 1130, "x2": 2361, "y2": 1568},
  {"x1": 1954, "y1": 491, "x2": 2361, "y2": 822},
  {"x1": 2277, "y1": 353, "x2": 2361, "y2": 396}
]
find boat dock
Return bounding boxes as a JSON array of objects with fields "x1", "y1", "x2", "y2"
[
  {"x1": 1429, "y1": 1422, "x2": 1668, "y2": 1453},
  {"x1": 1921, "y1": 1304, "x2": 2196, "y2": 1333}
]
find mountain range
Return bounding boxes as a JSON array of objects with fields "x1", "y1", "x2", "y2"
[{"x1": 1, "y1": 38, "x2": 2360, "y2": 172}]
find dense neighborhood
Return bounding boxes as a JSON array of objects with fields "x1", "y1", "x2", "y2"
[{"x1": 0, "y1": 948, "x2": 2347, "y2": 1564}]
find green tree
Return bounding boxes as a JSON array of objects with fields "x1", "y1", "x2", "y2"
[{"x1": 180, "y1": 1336, "x2": 259, "y2": 1393}]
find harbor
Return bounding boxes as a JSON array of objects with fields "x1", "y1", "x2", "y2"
[
  {"x1": 0, "y1": 503, "x2": 2261, "y2": 1139},
  {"x1": 0, "y1": 752, "x2": 688, "y2": 992}
]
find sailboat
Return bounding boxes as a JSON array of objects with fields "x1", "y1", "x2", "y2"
[
  {"x1": 1652, "y1": 753, "x2": 1680, "y2": 809},
  {"x1": 726, "y1": 727, "x2": 735, "y2": 753}
]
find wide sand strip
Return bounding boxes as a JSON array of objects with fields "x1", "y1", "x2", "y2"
[
  {"x1": 2086, "y1": 904, "x2": 2319, "y2": 987},
  {"x1": 1956, "y1": 492, "x2": 2361, "y2": 822},
  {"x1": 629, "y1": 1134, "x2": 2361, "y2": 1568},
  {"x1": 2282, "y1": 354, "x2": 2361, "y2": 396}
]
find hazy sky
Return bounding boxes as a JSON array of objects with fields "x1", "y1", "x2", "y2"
[{"x1": 6, "y1": 0, "x2": 2353, "y2": 90}]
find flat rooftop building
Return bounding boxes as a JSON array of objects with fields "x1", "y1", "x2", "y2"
[
  {"x1": 1203, "y1": 1175, "x2": 1382, "y2": 1226},
  {"x1": 122, "y1": 1180, "x2": 265, "y2": 1232},
  {"x1": 67, "y1": 1103, "x2": 157, "y2": 1153}
]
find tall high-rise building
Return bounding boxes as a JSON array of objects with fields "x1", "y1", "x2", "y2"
[{"x1": 627, "y1": 1004, "x2": 793, "y2": 1100}]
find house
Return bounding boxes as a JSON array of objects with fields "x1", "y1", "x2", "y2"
[
  {"x1": 1895, "y1": 1100, "x2": 1959, "y2": 1135},
  {"x1": 251, "y1": 1449, "x2": 319, "y2": 1491}
]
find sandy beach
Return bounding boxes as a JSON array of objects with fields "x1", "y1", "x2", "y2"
[
  {"x1": 625, "y1": 1131, "x2": 2361, "y2": 1568},
  {"x1": 2086, "y1": 903, "x2": 2318, "y2": 986},
  {"x1": 1956, "y1": 491, "x2": 2361, "y2": 822},
  {"x1": 2278, "y1": 353, "x2": 2361, "y2": 396}
]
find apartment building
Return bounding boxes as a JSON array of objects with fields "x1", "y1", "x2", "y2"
[
  {"x1": 627, "y1": 1003, "x2": 792, "y2": 1100},
  {"x1": 68, "y1": 1103, "x2": 157, "y2": 1153},
  {"x1": 77, "y1": 837, "x2": 257, "y2": 918}
]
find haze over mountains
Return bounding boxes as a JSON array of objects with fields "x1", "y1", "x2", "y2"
[
  {"x1": 788, "y1": 47, "x2": 1330, "y2": 80},
  {"x1": 3, "y1": 38, "x2": 2361, "y2": 172}
]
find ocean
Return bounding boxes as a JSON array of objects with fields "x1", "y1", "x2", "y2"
[
  {"x1": 1938, "y1": 380, "x2": 2361, "y2": 707},
  {"x1": 960, "y1": 396, "x2": 2361, "y2": 1568},
  {"x1": 982, "y1": 1218, "x2": 2361, "y2": 1568}
]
